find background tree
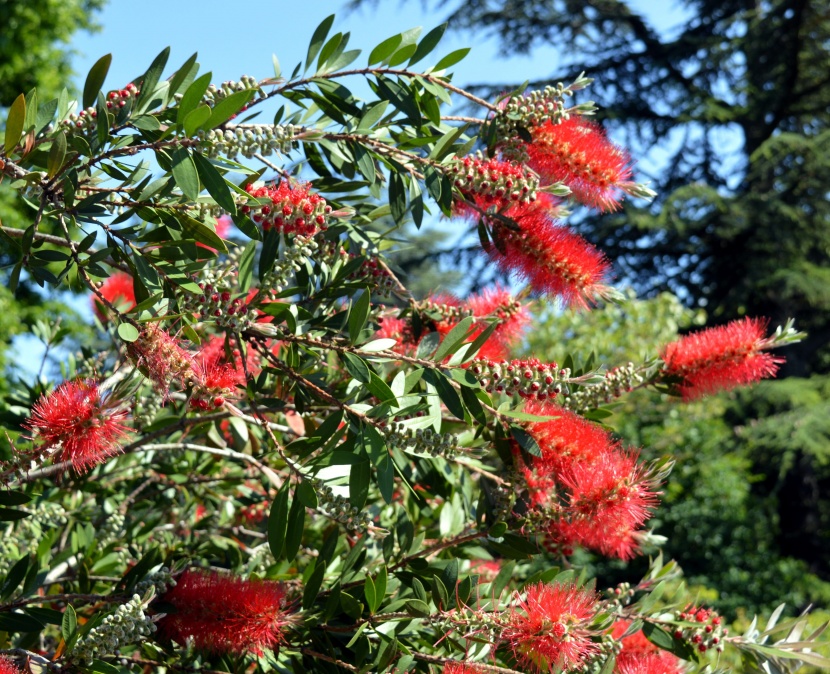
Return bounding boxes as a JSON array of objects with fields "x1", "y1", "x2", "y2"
[{"x1": 0, "y1": 0, "x2": 105, "y2": 394}]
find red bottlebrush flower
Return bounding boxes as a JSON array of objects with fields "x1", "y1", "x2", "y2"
[
  {"x1": 190, "y1": 358, "x2": 239, "y2": 410},
  {"x1": 215, "y1": 214, "x2": 233, "y2": 239},
  {"x1": 375, "y1": 315, "x2": 418, "y2": 355},
  {"x1": 611, "y1": 620, "x2": 684, "y2": 674},
  {"x1": 661, "y1": 317, "x2": 783, "y2": 400},
  {"x1": 126, "y1": 325, "x2": 195, "y2": 394},
  {"x1": 0, "y1": 657, "x2": 22, "y2": 674},
  {"x1": 157, "y1": 569, "x2": 291, "y2": 655},
  {"x1": 466, "y1": 285, "x2": 531, "y2": 359},
  {"x1": 503, "y1": 582, "x2": 599, "y2": 673},
  {"x1": 488, "y1": 203, "x2": 611, "y2": 308},
  {"x1": 525, "y1": 117, "x2": 634, "y2": 212},
  {"x1": 244, "y1": 180, "x2": 330, "y2": 236},
  {"x1": 616, "y1": 654, "x2": 685, "y2": 674},
  {"x1": 93, "y1": 272, "x2": 136, "y2": 321},
  {"x1": 25, "y1": 379, "x2": 129, "y2": 473},
  {"x1": 449, "y1": 154, "x2": 540, "y2": 212}
]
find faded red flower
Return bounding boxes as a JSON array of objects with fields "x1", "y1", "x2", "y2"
[
  {"x1": 94, "y1": 272, "x2": 136, "y2": 321},
  {"x1": 157, "y1": 569, "x2": 291, "y2": 655},
  {"x1": 25, "y1": 379, "x2": 129, "y2": 473},
  {"x1": 503, "y1": 582, "x2": 599, "y2": 673},
  {"x1": 243, "y1": 180, "x2": 331, "y2": 236},
  {"x1": 487, "y1": 204, "x2": 611, "y2": 307},
  {"x1": 661, "y1": 317, "x2": 783, "y2": 400},
  {"x1": 442, "y1": 664, "x2": 488, "y2": 674},
  {"x1": 126, "y1": 325, "x2": 195, "y2": 395},
  {"x1": 525, "y1": 117, "x2": 634, "y2": 212}
]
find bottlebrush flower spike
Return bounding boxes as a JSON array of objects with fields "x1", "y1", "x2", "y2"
[
  {"x1": 502, "y1": 582, "x2": 599, "y2": 673},
  {"x1": 242, "y1": 180, "x2": 331, "y2": 236},
  {"x1": 449, "y1": 153, "x2": 540, "y2": 210},
  {"x1": 525, "y1": 117, "x2": 634, "y2": 212},
  {"x1": 126, "y1": 325, "x2": 195, "y2": 394},
  {"x1": 157, "y1": 569, "x2": 291, "y2": 655},
  {"x1": 489, "y1": 205, "x2": 612, "y2": 308},
  {"x1": 25, "y1": 379, "x2": 130, "y2": 473},
  {"x1": 466, "y1": 285, "x2": 531, "y2": 357},
  {"x1": 0, "y1": 657, "x2": 22, "y2": 674},
  {"x1": 442, "y1": 664, "x2": 487, "y2": 674},
  {"x1": 660, "y1": 317, "x2": 784, "y2": 400},
  {"x1": 93, "y1": 272, "x2": 136, "y2": 321},
  {"x1": 611, "y1": 621, "x2": 683, "y2": 674}
]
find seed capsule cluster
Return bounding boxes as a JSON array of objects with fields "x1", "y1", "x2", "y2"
[
  {"x1": 71, "y1": 595, "x2": 156, "y2": 665},
  {"x1": 470, "y1": 358, "x2": 568, "y2": 400},
  {"x1": 449, "y1": 153, "x2": 539, "y2": 203},
  {"x1": 309, "y1": 478, "x2": 372, "y2": 532},
  {"x1": 385, "y1": 424, "x2": 459, "y2": 457},
  {"x1": 492, "y1": 76, "x2": 592, "y2": 139},
  {"x1": 0, "y1": 503, "x2": 67, "y2": 575},
  {"x1": 134, "y1": 566, "x2": 176, "y2": 597},
  {"x1": 674, "y1": 605, "x2": 726, "y2": 653},
  {"x1": 560, "y1": 362, "x2": 644, "y2": 412},
  {"x1": 196, "y1": 124, "x2": 298, "y2": 160}
]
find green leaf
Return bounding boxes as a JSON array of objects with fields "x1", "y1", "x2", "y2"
[
  {"x1": 0, "y1": 491, "x2": 31, "y2": 506},
  {"x1": 284, "y1": 494, "x2": 305, "y2": 561},
  {"x1": 510, "y1": 425, "x2": 542, "y2": 457},
  {"x1": 422, "y1": 369, "x2": 465, "y2": 420},
  {"x1": 303, "y1": 563, "x2": 326, "y2": 611},
  {"x1": 357, "y1": 101, "x2": 390, "y2": 133},
  {"x1": 192, "y1": 152, "x2": 236, "y2": 214},
  {"x1": 183, "y1": 104, "x2": 212, "y2": 137},
  {"x1": 433, "y1": 316, "x2": 474, "y2": 362},
  {"x1": 377, "y1": 455, "x2": 395, "y2": 504},
  {"x1": 364, "y1": 575, "x2": 377, "y2": 614},
  {"x1": 343, "y1": 352, "x2": 371, "y2": 384},
  {"x1": 433, "y1": 48, "x2": 471, "y2": 71},
  {"x1": 296, "y1": 480, "x2": 319, "y2": 509},
  {"x1": 171, "y1": 148, "x2": 201, "y2": 201},
  {"x1": 168, "y1": 52, "x2": 199, "y2": 97},
  {"x1": 136, "y1": 47, "x2": 171, "y2": 109},
  {"x1": 368, "y1": 34, "x2": 402, "y2": 66},
  {"x1": 237, "y1": 240, "x2": 257, "y2": 292},
  {"x1": 389, "y1": 172, "x2": 407, "y2": 223},
  {"x1": 1, "y1": 556, "x2": 29, "y2": 599},
  {"x1": 0, "y1": 612, "x2": 44, "y2": 633},
  {"x1": 178, "y1": 213, "x2": 228, "y2": 253},
  {"x1": 341, "y1": 592, "x2": 364, "y2": 620},
  {"x1": 268, "y1": 484, "x2": 290, "y2": 559},
  {"x1": 349, "y1": 457, "x2": 371, "y2": 510},
  {"x1": 61, "y1": 604, "x2": 77, "y2": 643},
  {"x1": 409, "y1": 24, "x2": 447, "y2": 66},
  {"x1": 206, "y1": 89, "x2": 255, "y2": 130},
  {"x1": 117, "y1": 323, "x2": 139, "y2": 342},
  {"x1": 89, "y1": 659, "x2": 120, "y2": 674},
  {"x1": 349, "y1": 290, "x2": 371, "y2": 344},
  {"x1": 4, "y1": 94, "x2": 26, "y2": 156},
  {"x1": 0, "y1": 508, "x2": 30, "y2": 521},
  {"x1": 177, "y1": 72, "x2": 212, "y2": 124},
  {"x1": 306, "y1": 14, "x2": 336, "y2": 71},
  {"x1": 416, "y1": 332, "x2": 440, "y2": 359},
  {"x1": 83, "y1": 54, "x2": 112, "y2": 109},
  {"x1": 405, "y1": 599, "x2": 431, "y2": 617},
  {"x1": 46, "y1": 131, "x2": 66, "y2": 178}
]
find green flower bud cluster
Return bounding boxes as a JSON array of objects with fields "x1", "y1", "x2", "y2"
[
  {"x1": 309, "y1": 478, "x2": 371, "y2": 532},
  {"x1": 201, "y1": 76, "x2": 263, "y2": 107},
  {"x1": 572, "y1": 639, "x2": 623, "y2": 674},
  {"x1": 448, "y1": 151, "x2": 540, "y2": 204},
  {"x1": 133, "y1": 394, "x2": 162, "y2": 427},
  {"x1": 134, "y1": 566, "x2": 176, "y2": 596},
  {"x1": 560, "y1": 362, "x2": 644, "y2": 413},
  {"x1": 0, "y1": 502, "x2": 68, "y2": 574},
  {"x1": 385, "y1": 424, "x2": 459, "y2": 457},
  {"x1": 196, "y1": 124, "x2": 298, "y2": 160},
  {"x1": 259, "y1": 235, "x2": 319, "y2": 296},
  {"x1": 420, "y1": 298, "x2": 473, "y2": 324},
  {"x1": 97, "y1": 512, "x2": 126, "y2": 546},
  {"x1": 602, "y1": 581, "x2": 635, "y2": 608},
  {"x1": 71, "y1": 595, "x2": 156, "y2": 665}
]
